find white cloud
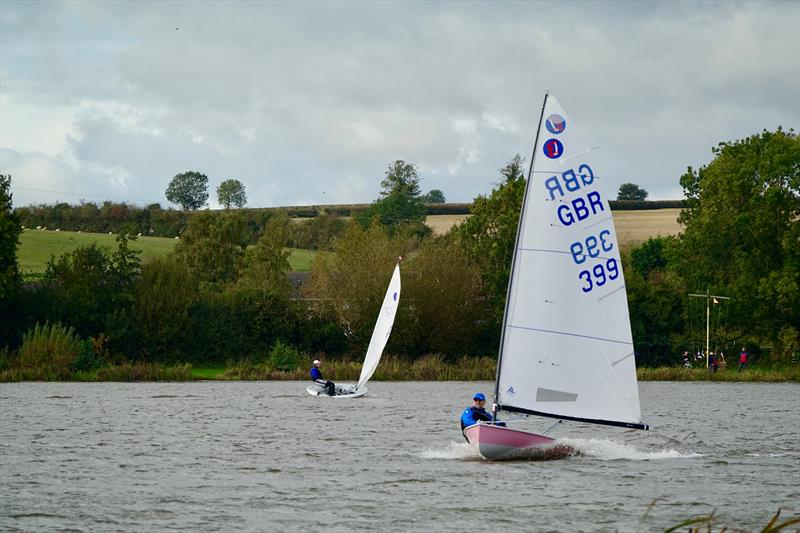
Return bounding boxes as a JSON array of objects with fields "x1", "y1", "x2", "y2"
[{"x1": 1, "y1": 1, "x2": 798, "y2": 208}]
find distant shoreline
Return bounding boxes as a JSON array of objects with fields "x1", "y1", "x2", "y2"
[{"x1": 2, "y1": 359, "x2": 797, "y2": 383}]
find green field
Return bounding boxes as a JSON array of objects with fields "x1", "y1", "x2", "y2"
[
  {"x1": 17, "y1": 209, "x2": 681, "y2": 275},
  {"x1": 17, "y1": 229, "x2": 317, "y2": 274}
]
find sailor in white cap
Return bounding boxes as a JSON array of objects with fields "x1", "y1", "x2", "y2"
[{"x1": 310, "y1": 359, "x2": 335, "y2": 396}]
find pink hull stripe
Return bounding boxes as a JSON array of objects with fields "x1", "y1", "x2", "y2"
[{"x1": 464, "y1": 424, "x2": 555, "y2": 459}]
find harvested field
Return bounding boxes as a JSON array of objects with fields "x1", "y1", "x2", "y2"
[
  {"x1": 612, "y1": 208, "x2": 682, "y2": 246},
  {"x1": 425, "y1": 208, "x2": 683, "y2": 247},
  {"x1": 424, "y1": 214, "x2": 469, "y2": 235}
]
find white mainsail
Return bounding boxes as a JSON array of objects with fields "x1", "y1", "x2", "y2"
[
  {"x1": 495, "y1": 95, "x2": 644, "y2": 428},
  {"x1": 356, "y1": 263, "x2": 401, "y2": 390}
]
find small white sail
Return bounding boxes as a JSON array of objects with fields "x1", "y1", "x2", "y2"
[
  {"x1": 496, "y1": 96, "x2": 644, "y2": 427},
  {"x1": 356, "y1": 263, "x2": 401, "y2": 390}
]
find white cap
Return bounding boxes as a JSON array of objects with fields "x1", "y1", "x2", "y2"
[{"x1": 313, "y1": 359, "x2": 321, "y2": 365}]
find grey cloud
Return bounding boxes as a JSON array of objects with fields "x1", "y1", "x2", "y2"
[{"x1": 1, "y1": 1, "x2": 798, "y2": 208}]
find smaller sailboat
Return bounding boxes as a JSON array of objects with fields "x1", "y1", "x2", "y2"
[
  {"x1": 307, "y1": 261, "x2": 401, "y2": 398},
  {"x1": 464, "y1": 93, "x2": 648, "y2": 459}
]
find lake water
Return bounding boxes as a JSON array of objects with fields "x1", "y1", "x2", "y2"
[{"x1": 1, "y1": 381, "x2": 798, "y2": 532}]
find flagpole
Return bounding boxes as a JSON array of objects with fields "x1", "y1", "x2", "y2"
[
  {"x1": 689, "y1": 290, "x2": 732, "y2": 368},
  {"x1": 706, "y1": 289, "x2": 710, "y2": 368}
]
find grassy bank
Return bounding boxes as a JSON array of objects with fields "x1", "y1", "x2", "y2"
[
  {"x1": 17, "y1": 229, "x2": 317, "y2": 273},
  {"x1": 3, "y1": 356, "x2": 798, "y2": 383},
  {"x1": 18, "y1": 229, "x2": 177, "y2": 274},
  {"x1": 1, "y1": 362, "x2": 193, "y2": 382},
  {"x1": 637, "y1": 366, "x2": 800, "y2": 382}
]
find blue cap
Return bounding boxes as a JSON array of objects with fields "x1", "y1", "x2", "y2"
[{"x1": 473, "y1": 392, "x2": 486, "y2": 401}]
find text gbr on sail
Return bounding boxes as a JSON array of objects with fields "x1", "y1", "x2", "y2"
[{"x1": 544, "y1": 163, "x2": 605, "y2": 226}]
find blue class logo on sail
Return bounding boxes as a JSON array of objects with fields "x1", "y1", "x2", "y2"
[
  {"x1": 545, "y1": 114, "x2": 566, "y2": 134},
  {"x1": 543, "y1": 139, "x2": 563, "y2": 159}
]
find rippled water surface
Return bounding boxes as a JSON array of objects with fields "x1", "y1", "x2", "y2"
[{"x1": 1, "y1": 381, "x2": 798, "y2": 532}]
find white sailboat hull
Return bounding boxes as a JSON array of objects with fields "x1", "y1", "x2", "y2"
[{"x1": 306, "y1": 382, "x2": 367, "y2": 399}]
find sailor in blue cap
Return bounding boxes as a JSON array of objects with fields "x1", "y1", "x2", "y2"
[{"x1": 460, "y1": 392, "x2": 494, "y2": 438}]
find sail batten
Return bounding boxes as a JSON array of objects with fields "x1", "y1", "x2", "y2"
[
  {"x1": 494, "y1": 94, "x2": 645, "y2": 428},
  {"x1": 505, "y1": 325, "x2": 632, "y2": 346}
]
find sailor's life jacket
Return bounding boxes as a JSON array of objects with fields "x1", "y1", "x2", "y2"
[
  {"x1": 460, "y1": 406, "x2": 492, "y2": 431},
  {"x1": 310, "y1": 367, "x2": 323, "y2": 381}
]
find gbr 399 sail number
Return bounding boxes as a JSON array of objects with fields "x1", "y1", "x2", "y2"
[{"x1": 569, "y1": 229, "x2": 620, "y2": 293}]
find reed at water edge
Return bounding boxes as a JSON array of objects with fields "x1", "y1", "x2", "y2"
[
  {"x1": 2, "y1": 354, "x2": 798, "y2": 382},
  {"x1": 218, "y1": 355, "x2": 800, "y2": 382},
  {"x1": 636, "y1": 366, "x2": 800, "y2": 382},
  {"x1": 219, "y1": 355, "x2": 498, "y2": 381}
]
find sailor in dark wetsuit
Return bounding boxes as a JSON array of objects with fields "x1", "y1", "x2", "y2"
[{"x1": 310, "y1": 359, "x2": 335, "y2": 396}]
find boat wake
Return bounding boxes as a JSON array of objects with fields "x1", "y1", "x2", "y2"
[
  {"x1": 420, "y1": 442, "x2": 481, "y2": 460},
  {"x1": 421, "y1": 439, "x2": 701, "y2": 462},
  {"x1": 559, "y1": 438, "x2": 702, "y2": 461},
  {"x1": 420, "y1": 441, "x2": 575, "y2": 461}
]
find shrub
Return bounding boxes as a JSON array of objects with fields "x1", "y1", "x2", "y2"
[
  {"x1": 268, "y1": 340, "x2": 302, "y2": 371},
  {"x1": 0, "y1": 346, "x2": 9, "y2": 371},
  {"x1": 19, "y1": 322, "x2": 80, "y2": 379},
  {"x1": 71, "y1": 338, "x2": 103, "y2": 372},
  {"x1": 134, "y1": 256, "x2": 196, "y2": 361}
]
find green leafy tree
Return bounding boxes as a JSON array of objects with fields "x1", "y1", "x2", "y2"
[
  {"x1": 134, "y1": 256, "x2": 197, "y2": 361},
  {"x1": 624, "y1": 238, "x2": 686, "y2": 366},
  {"x1": 499, "y1": 154, "x2": 525, "y2": 183},
  {"x1": 422, "y1": 189, "x2": 446, "y2": 204},
  {"x1": 617, "y1": 182, "x2": 649, "y2": 201},
  {"x1": 356, "y1": 160, "x2": 427, "y2": 230},
  {"x1": 0, "y1": 175, "x2": 21, "y2": 302},
  {"x1": 288, "y1": 214, "x2": 347, "y2": 250},
  {"x1": 304, "y1": 222, "x2": 404, "y2": 352},
  {"x1": 175, "y1": 211, "x2": 249, "y2": 285},
  {"x1": 166, "y1": 171, "x2": 209, "y2": 211},
  {"x1": 673, "y1": 128, "x2": 800, "y2": 361},
  {"x1": 217, "y1": 179, "x2": 247, "y2": 209},
  {"x1": 236, "y1": 215, "x2": 292, "y2": 299},
  {"x1": 396, "y1": 236, "x2": 488, "y2": 357},
  {"x1": 42, "y1": 234, "x2": 142, "y2": 338},
  {"x1": 455, "y1": 155, "x2": 526, "y2": 331}
]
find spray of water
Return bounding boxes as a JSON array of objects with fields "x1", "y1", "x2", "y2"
[{"x1": 421, "y1": 438, "x2": 701, "y2": 461}]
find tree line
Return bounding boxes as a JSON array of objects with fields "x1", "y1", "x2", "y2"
[{"x1": 0, "y1": 127, "x2": 797, "y2": 375}]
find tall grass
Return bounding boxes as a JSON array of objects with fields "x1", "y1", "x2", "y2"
[
  {"x1": 218, "y1": 356, "x2": 799, "y2": 382},
  {"x1": 0, "y1": 361, "x2": 193, "y2": 382},
  {"x1": 638, "y1": 366, "x2": 800, "y2": 382},
  {"x1": 93, "y1": 362, "x2": 193, "y2": 381},
  {"x1": 659, "y1": 507, "x2": 799, "y2": 532},
  {"x1": 220, "y1": 355, "x2": 498, "y2": 381},
  {"x1": 17, "y1": 322, "x2": 81, "y2": 380}
]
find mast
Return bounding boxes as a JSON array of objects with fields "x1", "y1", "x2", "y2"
[
  {"x1": 492, "y1": 91, "x2": 549, "y2": 422},
  {"x1": 689, "y1": 289, "x2": 731, "y2": 367}
]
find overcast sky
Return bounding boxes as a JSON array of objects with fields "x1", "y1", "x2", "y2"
[{"x1": 1, "y1": 1, "x2": 798, "y2": 209}]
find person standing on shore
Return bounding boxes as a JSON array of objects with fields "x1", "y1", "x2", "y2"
[
  {"x1": 738, "y1": 348, "x2": 748, "y2": 372},
  {"x1": 709, "y1": 352, "x2": 718, "y2": 372}
]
